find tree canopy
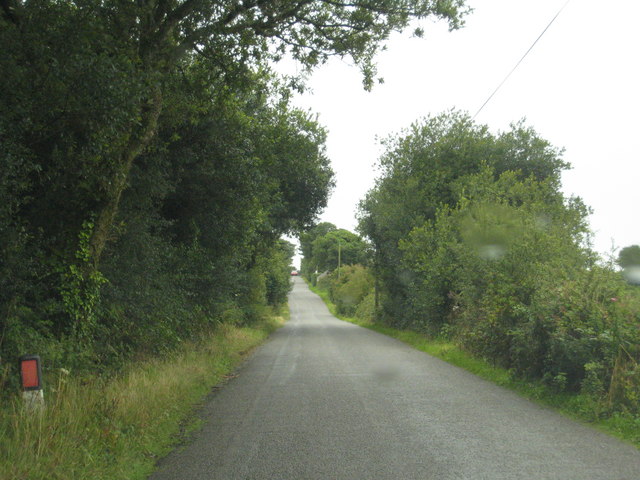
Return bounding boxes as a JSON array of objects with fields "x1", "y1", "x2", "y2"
[
  {"x1": 0, "y1": 1, "x2": 469, "y2": 387},
  {"x1": 311, "y1": 228, "x2": 370, "y2": 273},
  {"x1": 355, "y1": 110, "x2": 640, "y2": 413},
  {"x1": 358, "y1": 110, "x2": 582, "y2": 324}
]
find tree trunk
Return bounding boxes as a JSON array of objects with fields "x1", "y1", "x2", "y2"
[{"x1": 88, "y1": 87, "x2": 163, "y2": 271}]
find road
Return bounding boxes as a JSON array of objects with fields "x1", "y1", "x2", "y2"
[{"x1": 150, "y1": 277, "x2": 640, "y2": 479}]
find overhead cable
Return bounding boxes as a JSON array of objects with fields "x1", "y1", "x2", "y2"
[{"x1": 473, "y1": 0, "x2": 571, "y2": 119}]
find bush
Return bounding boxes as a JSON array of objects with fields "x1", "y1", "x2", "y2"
[
  {"x1": 316, "y1": 272, "x2": 331, "y2": 291},
  {"x1": 395, "y1": 167, "x2": 640, "y2": 413},
  {"x1": 329, "y1": 265, "x2": 374, "y2": 316},
  {"x1": 355, "y1": 292, "x2": 376, "y2": 323}
]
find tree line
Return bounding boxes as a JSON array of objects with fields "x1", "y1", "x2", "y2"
[
  {"x1": 0, "y1": 1, "x2": 468, "y2": 389},
  {"x1": 303, "y1": 111, "x2": 640, "y2": 415}
]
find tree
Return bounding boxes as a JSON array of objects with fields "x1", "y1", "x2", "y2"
[
  {"x1": 1, "y1": 0, "x2": 469, "y2": 271},
  {"x1": 97, "y1": 70, "x2": 334, "y2": 353},
  {"x1": 0, "y1": 28, "x2": 334, "y2": 373},
  {"x1": 328, "y1": 264, "x2": 374, "y2": 316},
  {"x1": 312, "y1": 229, "x2": 369, "y2": 273},
  {"x1": 299, "y1": 222, "x2": 337, "y2": 277},
  {"x1": 265, "y1": 240, "x2": 296, "y2": 308},
  {"x1": 358, "y1": 110, "x2": 581, "y2": 326},
  {"x1": 0, "y1": 0, "x2": 469, "y2": 381}
]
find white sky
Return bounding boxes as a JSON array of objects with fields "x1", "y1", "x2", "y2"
[{"x1": 283, "y1": 0, "x2": 640, "y2": 267}]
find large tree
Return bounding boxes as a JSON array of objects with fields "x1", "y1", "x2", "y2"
[
  {"x1": 299, "y1": 221, "x2": 337, "y2": 277},
  {"x1": 0, "y1": 0, "x2": 469, "y2": 270},
  {"x1": 311, "y1": 229, "x2": 369, "y2": 273},
  {"x1": 0, "y1": 0, "x2": 469, "y2": 372},
  {"x1": 358, "y1": 110, "x2": 580, "y2": 325}
]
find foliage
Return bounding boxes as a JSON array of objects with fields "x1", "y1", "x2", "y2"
[
  {"x1": 298, "y1": 221, "x2": 375, "y2": 315},
  {"x1": 0, "y1": 315, "x2": 285, "y2": 480},
  {"x1": 0, "y1": 1, "x2": 468, "y2": 386},
  {"x1": 358, "y1": 111, "x2": 573, "y2": 326},
  {"x1": 358, "y1": 110, "x2": 640, "y2": 415},
  {"x1": 0, "y1": 0, "x2": 469, "y2": 275},
  {"x1": 0, "y1": 23, "x2": 320, "y2": 387},
  {"x1": 299, "y1": 224, "x2": 376, "y2": 317},
  {"x1": 265, "y1": 241, "x2": 297, "y2": 309},
  {"x1": 355, "y1": 292, "x2": 377, "y2": 324},
  {"x1": 328, "y1": 264, "x2": 374, "y2": 316},
  {"x1": 311, "y1": 229, "x2": 370, "y2": 273},
  {"x1": 299, "y1": 222, "x2": 337, "y2": 278}
]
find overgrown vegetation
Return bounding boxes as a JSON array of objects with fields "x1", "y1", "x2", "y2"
[
  {"x1": 1, "y1": 4, "x2": 471, "y2": 477},
  {"x1": 9, "y1": 0, "x2": 639, "y2": 471},
  {"x1": 0, "y1": 1, "x2": 468, "y2": 395},
  {"x1": 357, "y1": 111, "x2": 640, "y2": 416},
  {"x1": 300, "y1": 111, "x2": 640, "y2": 428},
  {"x1": 308, "y1": 280, "x2": 640, "y2": 447},
  {"x1": 299, "y1": 223, "x2": 370, "y2": 283},
  {"x1": 0, "y1": 314, "x2": 286, "y2": 480}
]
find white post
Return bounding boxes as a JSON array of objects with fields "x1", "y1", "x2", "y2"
[{"x1": 22, "y1": 390, "x2": 45, "y2": 411}]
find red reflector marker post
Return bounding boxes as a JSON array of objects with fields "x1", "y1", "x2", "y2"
[{"x1": 19, "y1": 355, "x2": 44, "y2": 410}]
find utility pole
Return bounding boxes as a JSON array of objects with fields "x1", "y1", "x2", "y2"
[{"x1": 337, "y1": 238, "x2": 341, "y2": 280}]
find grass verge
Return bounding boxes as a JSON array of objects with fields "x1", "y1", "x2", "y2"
[
  {"x1": 307, "y1": 282, "x2": 640, "y2": 448},
  {"x1": 0, "y1": 312, "x2": 286, "y2": 480}
]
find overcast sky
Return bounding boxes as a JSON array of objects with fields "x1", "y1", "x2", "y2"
[{"x1": 282, "y1": 0, "x2": 640, "y2": 267}]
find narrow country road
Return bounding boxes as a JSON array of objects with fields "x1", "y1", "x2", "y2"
[{"x1": 150, "y1": 278, "x2": 640, "y2": 479}]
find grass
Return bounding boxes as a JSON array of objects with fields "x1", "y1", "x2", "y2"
[
  {"x1": 307, "y1": 281, "x2": 640, "y2": 448},
  {"x1": 0, "y1": 313, "x2": 286, "y2": 480}
]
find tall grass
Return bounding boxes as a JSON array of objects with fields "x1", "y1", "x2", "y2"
[{"x1": 0, "y1": 315, "x2": 285, "y2": 480}]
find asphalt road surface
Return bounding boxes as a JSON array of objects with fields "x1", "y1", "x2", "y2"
[{"x1": 150, "y1": 277, "x2": 640, "y2": 479}]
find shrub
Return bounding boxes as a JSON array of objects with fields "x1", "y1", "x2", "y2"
[
  {"x1": 395, "y1": 166, "x2": 640, "y2": 413},
  {"x1": 329, "y1": 265, "x2": 374, "y2": 316},
  {"x1": 355, "y1": 292, "x2": 376, "y2": 323}
]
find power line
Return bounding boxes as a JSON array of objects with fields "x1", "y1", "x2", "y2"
[{"x1": 473, "y1": 0, "x2": 571, "y2": 119}]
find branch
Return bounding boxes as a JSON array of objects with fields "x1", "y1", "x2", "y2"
[
  {"x1": 221, "y1": 0, "x2": 261, "y2": 26},
  {"x1": 220, "y1": 1, "x2": 313, "y2": 36},
  {"x1": 273, "y1": 32, "x2": 340, "y2": 61},
  {"x1": 318, "y1": 0, "x2": 412, "y2": 16},
  {"x1": 155, "y1": 0, "x2": 206, "y2": 43},
  {"x1": 293, "y1": 13, "x2": 369, "y2": 33},
  {"x1": 156, "y1": 0, "x2": 265, "y2": 46}
]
